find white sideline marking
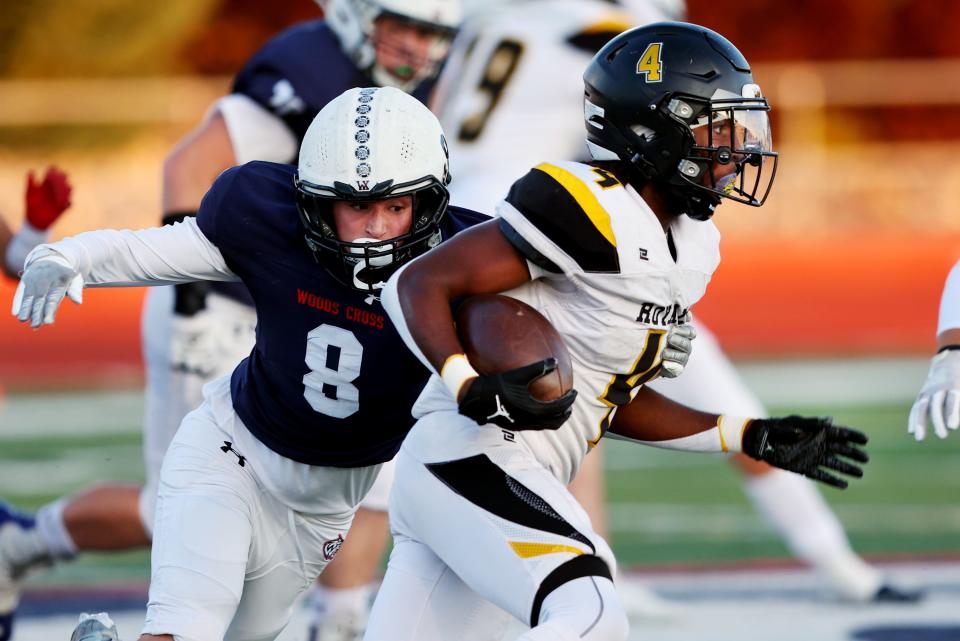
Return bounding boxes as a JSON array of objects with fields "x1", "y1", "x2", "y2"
[{"x1": 12, "y1": 562, "x2": 960, "y2": 641}]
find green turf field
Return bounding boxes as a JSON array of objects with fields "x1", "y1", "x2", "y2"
[{"x1": 1, "y1": 390, "x2": 958, "y2": 586}]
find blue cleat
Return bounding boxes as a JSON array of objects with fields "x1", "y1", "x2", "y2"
[
  {"x1": 0, "y1": 611, "x2": 13, "y2": 641},
  {"x1": 70, "y1": 612, "x2": 121, "y2": 641}
]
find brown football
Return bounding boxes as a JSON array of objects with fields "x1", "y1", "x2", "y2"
[{"x1": 455, "y1": 294, "x2": 574, "y2": 401}]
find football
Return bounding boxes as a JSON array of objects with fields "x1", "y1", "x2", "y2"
[{"x1": 455, "y1": 294, "x2": 574, "y2": 401}]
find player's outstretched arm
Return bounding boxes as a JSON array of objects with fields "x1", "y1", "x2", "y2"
[
  {"x1": 382, "y1": 219, "x2": 577, "y2": 430},
  {"x1": 11, "y1": 218, "x2": 238, "y2": 328},
  {"x1": 608, "y1": 386, "x2": 869, "y2": 489},
  {"x1": 909, "y1": 259, "x2": 960, "y2": 440},
  {"x1": 4, "y1": 166, "x2": 73, "y2": 278}
]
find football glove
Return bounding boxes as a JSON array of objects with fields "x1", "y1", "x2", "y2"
[
  {"x1": 11, "y1": 253, "x2": 83, "y2": 328},
  {"x1": 169, "y1": 310, "x2": 222, "y2": 378},
  {"x1": 25, "y1": 166, "x2": 72, "y2": 231},
  {"x1": 660, "y1": 324, "x2": 696, "y2": 378},
  {"x1": 908, "y1": 349, "x2": 960, "y2": 441},
  {"x1": 742, "y1": 416, "x2": 869, "y2": 489},
  {"x1": 458, "y1": 358, "x2": 577, "y2": 431}
]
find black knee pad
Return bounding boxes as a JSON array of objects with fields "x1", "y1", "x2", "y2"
[{"x1": 530, "y1": 554, "x2": 612, "y2": 626}]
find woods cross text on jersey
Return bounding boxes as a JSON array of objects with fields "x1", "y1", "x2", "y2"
[{"x1": 636, "y1": 302, "x2": 690, "y2": 326}]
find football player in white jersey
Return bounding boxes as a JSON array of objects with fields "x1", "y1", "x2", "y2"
[
  {"x1": 433, "y1": 0, "x2": 917, "y2": 603},
  {"x1": 910, "y1": 258, "x2": 960, "y2": 441},
  {"x1": 368, "y1": 23, "x2": 869, "y2": 641}
]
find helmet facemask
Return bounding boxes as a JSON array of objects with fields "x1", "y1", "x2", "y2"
[
  {"x1": 667, "y1": 87, "x2": 777, "y2": 220},
  {"x1": 295, "y1": 175, "x2": 448, "y2": 292}
]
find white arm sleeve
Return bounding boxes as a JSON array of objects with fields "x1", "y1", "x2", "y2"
[
  {"x1": 606, "y1": 415, "x2": 750, "y2": 454},
  {"x1": 380, "y1": 263, "x2": 437, "y2": 373},
  {"x1": 214, "y1": 94, "x2": 299, "y2": 165},
  {"x1": 5, "y1": 222, "x2": 48, "y2": 276},
  {"x1": 25, "y1": 218, "x2": 238, "y2": 288},
  {"x1": 938, "y1": 258, "x2": 960, "y2": 336}
]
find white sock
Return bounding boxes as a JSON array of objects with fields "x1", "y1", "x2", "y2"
[
  {"x1": 35, "y1": 498, "x2": 78, "y2": 558},
  {"x1": 743, "y1": 469, "x2": 881, "y2": 600},
  {"x1": 307, "y1": 583, "x2": 373, "y2": 621},
  {"x1": 0, "y1": 511, "x2": 54, "y2": 578}
]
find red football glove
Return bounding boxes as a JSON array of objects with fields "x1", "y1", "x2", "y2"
[{"x1": 25, "y1": 166, "x2": 72, "y2": 230}]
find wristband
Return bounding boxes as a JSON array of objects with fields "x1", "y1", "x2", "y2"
[
  {"x1": 717, "y1": 415, "x2": 751, "y2": 453},
  {"x1": 936, "y1": 344, "x2": 960, "y2": 354},
  {"x1": 441, "y1": 353, "x2": 479, "y2": 400},
  {"x1": 609, "y1": 415, "x2": 750, "y2": 453}
]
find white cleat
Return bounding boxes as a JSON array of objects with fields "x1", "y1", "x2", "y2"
[
  {"x1": 308, "y1": 609, "x2": 367, "y2": 641},
  {"x1": 70, "y1": 612, "x2": 121, "y2": 641}
]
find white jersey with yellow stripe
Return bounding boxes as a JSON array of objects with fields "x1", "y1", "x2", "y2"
[
  {"x1": 410, "y1": 160, "x2": 720, "y2": 484},
  {"x1": 500, "y1": 161, "x2": 720, "y2": 482},
  {"x1": 433, "y1": 0, "x2": 670, "y2": 215}
]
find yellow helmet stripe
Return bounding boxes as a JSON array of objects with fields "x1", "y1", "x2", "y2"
[
  {"x1": 579, "y1": 16, "x2": 635, "y2": 36},
  {"x1": 534, "y1": 163, "x2": 617, "y2": 248},
  {"x1": 510, "y1": 541, "x2": 586, "y2": 558}
]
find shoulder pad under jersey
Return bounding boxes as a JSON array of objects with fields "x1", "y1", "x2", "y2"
[{"x1": 499, "y1": 161, "x2": 622, "y2": 274}]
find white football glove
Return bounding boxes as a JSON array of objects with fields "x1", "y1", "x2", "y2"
[
  {"x1": 11, "y1": 253, "x2": 83, "y2": 328},
  {"x1": 660, "y1": 324, "x2": 697, "y2": 378},
  {"x1": 169, "y1": 309, "x2": 223, "y2": 379},
  {"x1": 908, "y1": 349, "x2": 960, "y2": 441}
]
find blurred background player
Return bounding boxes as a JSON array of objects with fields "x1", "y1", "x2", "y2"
[
  {"x1": 432, "y1": 0, "x2": 916, "y2": 604},
  {"x1": 0, "y1": 3, "x2": 460, "y2": 640},
  {"x1": 0, "y1": 165, "x2": 72, "y2": 639},
  {"x1": 910, "y1": 258, "x2": 960, "y2": 441},
  {"x1": 2, "y1": 167, "x2": 72, "y2": 280}
]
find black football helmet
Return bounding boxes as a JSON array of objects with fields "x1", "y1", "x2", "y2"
[{"x1": 583, "y1": 22, "x2": 777, "y2": 220}]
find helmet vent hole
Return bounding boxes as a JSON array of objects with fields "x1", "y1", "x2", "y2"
[
  {"x1": 606, "y1": 42, "x2": 628, "y2": 62},
  {"x1": 400, "y1": 133, "x2": 416, "y2": 161}
]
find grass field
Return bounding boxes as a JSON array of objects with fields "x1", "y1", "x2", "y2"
[{"x1": 2, "y1": 380, "x2": 958, "y2": 588}]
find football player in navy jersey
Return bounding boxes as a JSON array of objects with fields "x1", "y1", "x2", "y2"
[
  {"x1": 0, "y1": 2, "x2": 460, "y2": 639},
  {"x1": 12, "y1": 87, "x2": 487, "y2": 641}
]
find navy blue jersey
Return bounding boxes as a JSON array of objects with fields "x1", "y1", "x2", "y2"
[
  {"x1": 197, "y1": 161, "x2": 488, "y2": 467},
  {"x1": 213, "y1": 20, "x2": 434, "y2": 306},
  {"x1": 232, "y1": 20, "x2": 434, "y2": 151}
]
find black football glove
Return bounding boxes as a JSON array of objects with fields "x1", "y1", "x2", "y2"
[
  {"x1": 458, "y1": 358, "x2": 577, "y2": 431},
  {"x1": 742, "y1": 415, "x2": 869, "y2": 489}
]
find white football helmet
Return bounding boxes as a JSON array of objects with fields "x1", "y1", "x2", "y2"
[
  {"x1": 321, "y1": 0, "x2": 461, "y2": 90},
  {"x1": 296, "y1": 86, "x2": 451, "y2": 291}
]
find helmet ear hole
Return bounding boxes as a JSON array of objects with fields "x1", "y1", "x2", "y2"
[{"x1": 678, "y1": 159, "x2": 703, "y2": 179}]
